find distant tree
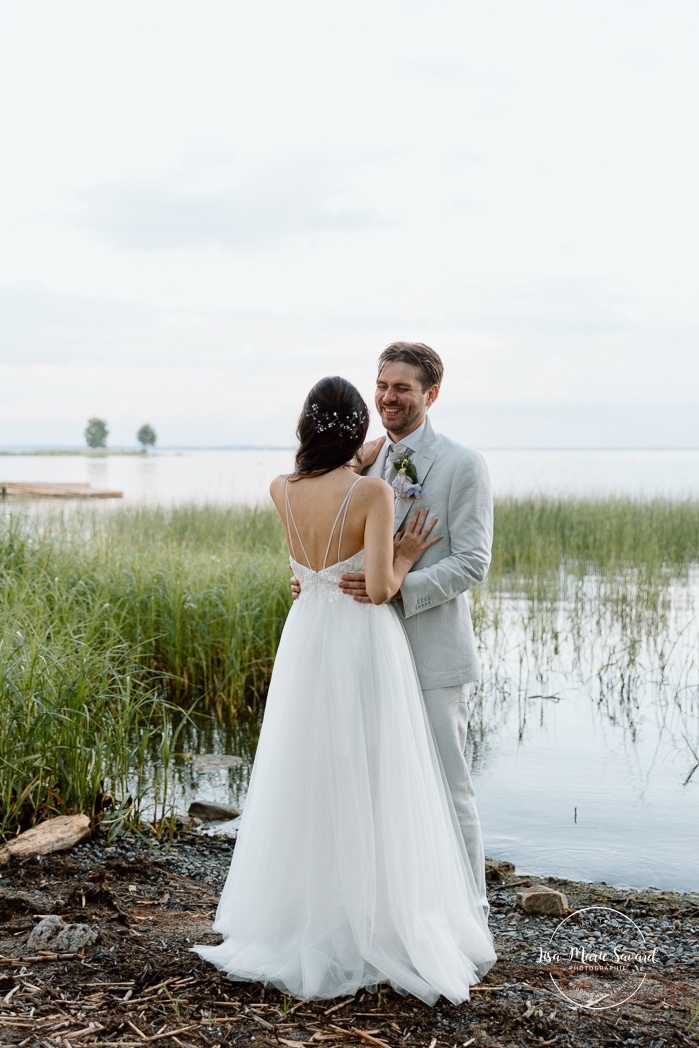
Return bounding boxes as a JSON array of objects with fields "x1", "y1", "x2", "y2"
[
  {"x1": 137, "y1": 423, "x2": 157, "y2": 451},
  {"x1": 85, "y1": 417, "x2": 108, "y2": 449}
]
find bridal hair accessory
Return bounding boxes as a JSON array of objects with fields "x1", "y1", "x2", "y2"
[
  {"x1": 307, "y1": 403, "x2": 368, "y2": 434},
  {"x1": 392, "y1": 451, "x2": 422, "y2": 499}
]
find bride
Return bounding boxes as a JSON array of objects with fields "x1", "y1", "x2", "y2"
[{"x1": 193, "y1": 376, "x2": 496, "y2": 1004}]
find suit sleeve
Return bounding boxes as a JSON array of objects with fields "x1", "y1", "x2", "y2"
[{"x1": 399, "y1": 450, "x2": 493, "y2": 618}]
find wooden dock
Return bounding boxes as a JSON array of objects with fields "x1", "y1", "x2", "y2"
[{"x1": 0, "y1": 481, "x2": 123, "y2": 500}]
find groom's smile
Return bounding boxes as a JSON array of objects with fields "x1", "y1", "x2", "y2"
[{"x1": 375, "y1": 361, "x2": 440, "y2": 441}]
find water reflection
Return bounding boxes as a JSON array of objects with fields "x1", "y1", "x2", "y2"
[
  {"x1": 128, "y1": 707, "x2": 263, "y2": 823},
  {"x1": 470, "y1": 570, "x2": 698, "y2": 891},
  {"x1": 85, "y1": 457, "x2": 111, "y2": 491},
  {"x1": 141, "y1": 569, "x2": 699, "y2": 892}
]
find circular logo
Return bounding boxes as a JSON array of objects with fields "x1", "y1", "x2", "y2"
[{"x1": 541, "y1": 905, "x2": 658, "y2": 1010}]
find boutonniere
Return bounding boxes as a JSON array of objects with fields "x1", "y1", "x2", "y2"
[{"x1": 392, "y1": 451, "x2": 422, "y2": 499}]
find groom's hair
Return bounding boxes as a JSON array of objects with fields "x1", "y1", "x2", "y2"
[{"x1": 377, "y1": 343, "x2": 444, "y2": 391}]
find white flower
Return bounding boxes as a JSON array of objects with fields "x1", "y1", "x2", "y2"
[{"x1": 392, "y1": 472, "x2": 422, "y2": 500}]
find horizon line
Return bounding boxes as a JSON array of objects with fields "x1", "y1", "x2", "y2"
[{"x1": 2, "y1": 444, "x2": 699, "y2": 454}]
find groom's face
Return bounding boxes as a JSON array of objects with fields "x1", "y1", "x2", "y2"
[{"x1": 375, "y1": 361, "x2": 439, "y2": 439}]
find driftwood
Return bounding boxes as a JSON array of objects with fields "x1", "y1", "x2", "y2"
[
  {"x1": 0, "y1": 481, "x2": 122, "y2": 499},
  {"x1": 0, "y1": 814, "x2": 91, "y2": 864}
]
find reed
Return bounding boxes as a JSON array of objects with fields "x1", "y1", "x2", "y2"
[
  {"x1": 0, "y1": 505, "x2": 290, "y2": 835},
  {"x1": 490, "y1": 495, "x2": 698, "y2": 582},
  {"x1": 0, "y1": 626, "x2": 170, "y2": 837},
  {"x1": 1, "y1": 496, "x2": 697, "y2": 835}
]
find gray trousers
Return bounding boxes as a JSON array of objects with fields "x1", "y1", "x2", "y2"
[{"x1": 421, "y1": 683, "x2": 488, "y2": 912}]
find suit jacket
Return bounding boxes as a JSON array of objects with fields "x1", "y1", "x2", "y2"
[{"x1": 365, "y1": 417, "x2": 493, "y2": 690}]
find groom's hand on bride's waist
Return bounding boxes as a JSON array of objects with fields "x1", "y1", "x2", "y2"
[
  {"x1": 291, "y1": 572, "x2": 399, "y2": 603},
  {"x1": 339, "y1": 572, "x2": 401, "y2": 603}
]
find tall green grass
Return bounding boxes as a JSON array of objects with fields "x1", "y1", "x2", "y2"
[
  {"x1": 1, "y1": 497, "x2": 697, "y2": 836},
  {"x1": 0, "y1": 630, "x2": 162, "y2": 835},
  {"x1": 7, "y1": 504, "x2": 291, "y2": 706},
  {"x1": 0, "y1": 505, "x2": 291, "y2": 835},
  {"x1": 491, "y1": 495, "x2": 698, "y2": 581}
]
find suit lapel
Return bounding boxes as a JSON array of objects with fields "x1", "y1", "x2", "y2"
[{"x1": 362, "y1": 421, "x2": 440, "y2": 532}]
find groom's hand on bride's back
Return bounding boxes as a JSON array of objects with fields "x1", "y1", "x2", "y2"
[
  {"x1": 338, "y1": 572, "x2": 374, "y2": 602},
  {"x1": 294, "y1": 571, "x2": 374, "y2": 603}
]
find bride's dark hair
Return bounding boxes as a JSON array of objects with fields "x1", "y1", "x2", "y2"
[{"x1": 294, "y1": 376, "x2": 370, "y2": 478}]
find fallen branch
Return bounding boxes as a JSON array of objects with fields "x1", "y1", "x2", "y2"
[
  {"x1": 64, "y1": 1023, "x2": 105, "y2": 1042},
  {"x1": 328, "y1": 1023, "x2": 391, "y2": 1048},
  {"x1": 143, "y1": 1026, "x2": 201, "y2": 1043}
]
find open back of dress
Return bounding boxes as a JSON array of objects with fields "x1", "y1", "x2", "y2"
[{"x1": 284, "y1": 476, "x2": 363, "y2": 572}]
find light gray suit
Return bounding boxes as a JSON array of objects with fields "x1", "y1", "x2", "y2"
[
  {"x1": 365, "y1": 416, "x2": 493, "y2": 688},
  {"x1": 365, "y1": 415, "x2": 493, "y2": 909}
]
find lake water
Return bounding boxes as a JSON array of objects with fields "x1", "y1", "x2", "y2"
[
  {"x1": 2, "y1": 447, "x2": 698, "y2": 892},
  {"x1": 2, "y1": 446, "x2": 699, "y2": 503},
  {"x1": 177, "y1": 569, "x2": 699, "y2": 895},
  {"x1": 471, "y1": 574, "x2": 699, "y2": 894}
]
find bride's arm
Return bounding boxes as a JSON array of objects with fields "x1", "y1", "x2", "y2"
[{"x1": 363, "y1": 481, "x2": 441, "y2": 605}]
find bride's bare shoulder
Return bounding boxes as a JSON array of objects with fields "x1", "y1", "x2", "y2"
[
  {"x1": 269, "y1": 473, "x2": 293, "y2": 500},
  {"x1": 356, "y1": 476, "x2": 392, "y2": 502}
]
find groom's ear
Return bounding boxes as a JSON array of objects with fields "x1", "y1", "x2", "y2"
[{"x1": 426, "y1": 384, "x2": 440, "y2": 408}]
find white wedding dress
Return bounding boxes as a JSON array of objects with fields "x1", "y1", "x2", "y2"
[{"x1": 194, "y1": 479, "x2": 496, "y2": 1004}]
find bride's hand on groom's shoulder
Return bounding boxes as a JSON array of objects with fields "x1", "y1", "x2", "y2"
[{"x1": 352, "y1": 436, "x2": 386, "y2": 473}]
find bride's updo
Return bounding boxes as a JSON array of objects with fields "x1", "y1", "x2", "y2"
[{"x1": 294, "y1": 376, "x2": 370, "y2": 478}]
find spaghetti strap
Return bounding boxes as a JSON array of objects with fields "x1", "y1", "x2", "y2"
[
  {"x1": 322, "y1": 477, "x2": 363, "y2": 569},
  {"x1": 285, "y1": 476, "x2": 364, "y2": 571},
  {"x1": 284, "y1": 480, "x2": 313, "y2": 569}
]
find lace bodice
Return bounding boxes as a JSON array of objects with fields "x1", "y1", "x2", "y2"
[{"x1": 290, "y1": 550, "x2": 365, "y2": 606}]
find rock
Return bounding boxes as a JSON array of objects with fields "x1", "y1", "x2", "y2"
[
  {"x1": 0, "y1": 888, "x2": 37, "y2": 921},
  {"x1": 28, "y1": 915, "x2": 98, "y2": 953},
  {"x1": 27, "y1": 914, "x2": 64, "y2": 949},
  {"x1": 187, "y1": 800, "x2": 241, "y2": 822},
  {"x1": 516, "y1": 885, "x2": 569, "y2": 916},
  {"x1": 173, "y1": 814, "x2": 203, "y2": 830},
  {"x1": 485, "y1": 858, "x2": 516, "y2": 883},
  {"x1": 0, "y1": 814, "x2": 91, "y2": 864},
  {"x1": 193, "y1": 754, "x2": 244, "y2": 771}
]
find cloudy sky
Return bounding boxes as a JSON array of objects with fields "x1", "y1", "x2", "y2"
[{"x1": 1, "y1": 1, "x2": 697, "y2": 448}]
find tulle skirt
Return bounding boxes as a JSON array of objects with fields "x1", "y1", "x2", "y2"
[{"x1": 194, "y1": 581, "x2": 495, "y2": 1004}]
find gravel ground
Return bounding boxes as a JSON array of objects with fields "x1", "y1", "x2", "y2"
[{"x1": 0, "y1": 828, "x2": 697, "y2": 1046}]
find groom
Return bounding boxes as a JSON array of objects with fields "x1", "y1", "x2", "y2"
[{"x1": 343, "y1": 342, "x2": 493, "y2": 911}]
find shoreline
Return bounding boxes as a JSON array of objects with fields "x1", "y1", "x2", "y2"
[
  {"x1": 0, "y1": 827, "x2": 696, "y2": 1046},
  {"x1": 0, "y1": 449, "x2": 149, "y2": 457},
  {"x1": 483, "y1": 855, "x2": 697, "y2": 902}
]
